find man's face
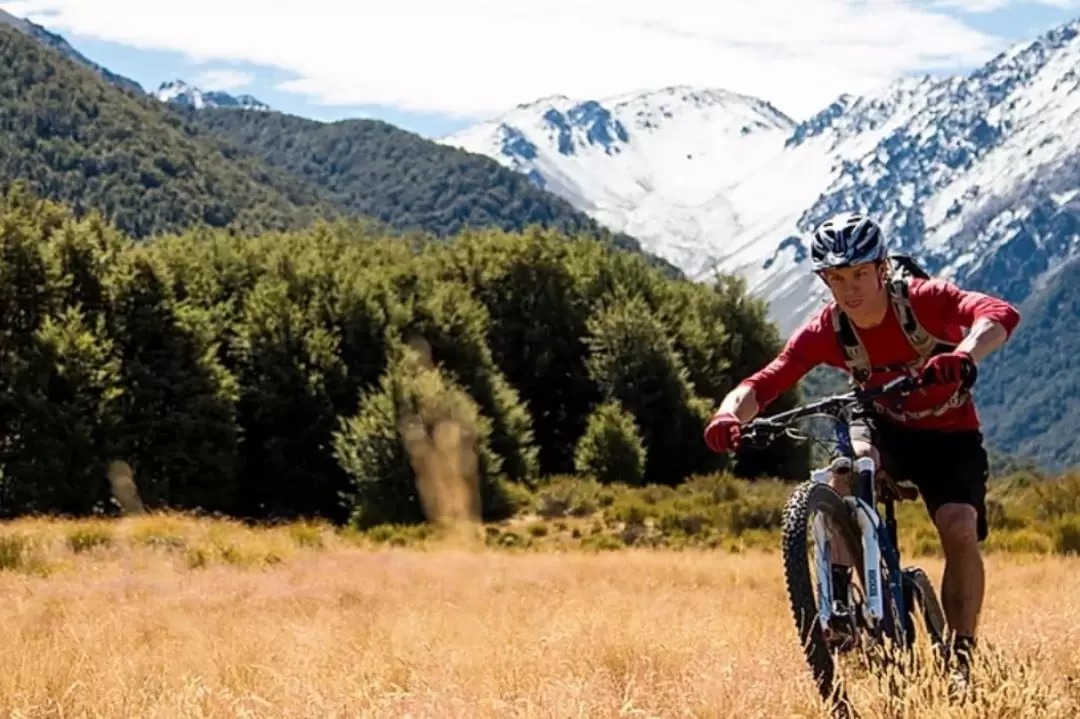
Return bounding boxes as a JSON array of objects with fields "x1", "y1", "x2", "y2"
[{"x1": 820, "y1": 262, "x2": 888, "y2": 322}]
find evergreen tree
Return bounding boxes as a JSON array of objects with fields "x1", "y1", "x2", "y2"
[{"x1": 574, "y1": 401, "x2": 647, "y2": 485}]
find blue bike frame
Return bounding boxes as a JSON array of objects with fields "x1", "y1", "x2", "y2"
[
  {"x1": 743, "y1": 364, "x2": 977, "y2": 646},
  {"x1": 813, "y1": 418, "x2": 907, "y2": 641}
]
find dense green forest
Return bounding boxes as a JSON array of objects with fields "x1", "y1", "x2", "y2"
[
  {"x1": 0, "y1": 186, "x2": 803, "y2": 524},
  {"x1": 0, "y1": 24, "x2": 343, "y2": 239}
]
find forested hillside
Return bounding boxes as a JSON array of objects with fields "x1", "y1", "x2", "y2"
[
  {"x1": 0, "y1": 9, "x2": 144, "y2": 95},
  {"x1": 977, "y1": 258, "x2": 1080, "y2": 469},
  {"x1": 0, "y1": 185, "x2": 801, "y2": 523},
  {"x1": 174, "y1": 107, "x2": 656, "y2": 259},
  {"x1": 0, "y1": 24, "x2": 340, "y2": 239},
  {"x1": 0, "y1": 19, "x2": 656, "y2": 273}
]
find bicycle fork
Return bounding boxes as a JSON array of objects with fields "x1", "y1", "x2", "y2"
[{"x1": 811, "y1": 457, "x2": 887, "y2": 635}]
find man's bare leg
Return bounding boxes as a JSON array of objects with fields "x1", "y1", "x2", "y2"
[{"x1": 935, "y1": 503, "x2": 984, "y2": 671}]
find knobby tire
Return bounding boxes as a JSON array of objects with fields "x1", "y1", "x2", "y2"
[
  {"x1": 781, "y1": 480, "x2": 862, "y2": 704},
  {"x1": 902, "y1": 566, "x2": 948, "y2": 652}
]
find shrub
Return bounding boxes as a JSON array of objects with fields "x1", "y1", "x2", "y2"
[
  {"x1": 334, "y1": 341, "x2": 511, "y2": 528},
  {"x1": 574, "y1": 401, "x2": 647, "y2": 485}
]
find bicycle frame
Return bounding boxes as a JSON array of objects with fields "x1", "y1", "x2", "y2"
[
  {"x1": 810, "y1": 417, "x2": 908, "y2": 642},
  {"x1": 742, "y1": 363, "x2": 976, "y2": 645}
]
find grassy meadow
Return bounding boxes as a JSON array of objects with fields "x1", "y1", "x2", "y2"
[{"x1": 1, "y1": 469, "x2": 1080, "y2": 718}]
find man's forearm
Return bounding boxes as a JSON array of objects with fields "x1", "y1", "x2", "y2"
[
  {"x1": 717, "y1": 384, "x2": 760, "y2": 423},
  {"x1": 956, "y1": 318, "x2": 1009, "y2": 362}
]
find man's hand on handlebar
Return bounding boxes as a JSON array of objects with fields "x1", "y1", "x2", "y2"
[
  {"x1": 868, "y1": 353, "x2": 978, "y2": 399},
  {"x1": 919, "y1": 350, "x2": 976, "y2": 388},
  {"x1": 704, "y1": 353, "x2": 978, "y2": 455},
  {"x1": 704, "y1": 411, "x2": 741, "y2": 453}
]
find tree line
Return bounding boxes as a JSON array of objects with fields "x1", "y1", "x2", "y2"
[{"x1": 0, "y1": 186, "x2": 807, "y2": 526}]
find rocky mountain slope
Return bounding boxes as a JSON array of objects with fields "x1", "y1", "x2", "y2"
[{"x1": 442, "y1": 21, "x2": 1080, "y2": 338}]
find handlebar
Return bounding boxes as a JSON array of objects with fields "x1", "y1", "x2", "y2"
[{"x1": 739, "y1": 355, "x2": 977, "y2": 448}]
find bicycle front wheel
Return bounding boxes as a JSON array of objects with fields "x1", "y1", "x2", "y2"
[{"x1": 781, "y1": 479, "x2": 863, "y2": 702}]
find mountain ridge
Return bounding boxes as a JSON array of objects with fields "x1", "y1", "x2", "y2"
[
  {"x1": 442, "y1": 17, "x2": 1080, "y2": 469},
  {"x1": 169, "y1": 104, "x2": 669, "y2": 265},
  {"x1": 0, "y1": 12, "x2": 661, "y2": 265},
  {"x1": 154, "y1": 80, "x2": 272, "y2": 111},
  {"x1": 0, "y1": 20, "x2": 343, "y2": 239},
  {"x1": 441, "y1": 18, "x2": 1080, "y2": 336},
  {"x1": 0, "y1": 8, "x2": 144, "y2": 95}
]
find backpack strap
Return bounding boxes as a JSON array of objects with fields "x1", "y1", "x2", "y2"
[
  {"x1": 887, "y1": 278, "x2": 955, "y2": 359},
  {"x1": 830, "y1": 305, "x2": 872, "y2": 385}
]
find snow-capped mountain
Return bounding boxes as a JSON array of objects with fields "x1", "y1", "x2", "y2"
[
  {"x1": 154, "y1": 80, "x2": 271, "y2": 112},
  {"x1": 441, "y1": 21, "x2": 1080, "y2": 336},
  {"x1": 444, "y1": 87, "x2": 796, "y2": 283}
]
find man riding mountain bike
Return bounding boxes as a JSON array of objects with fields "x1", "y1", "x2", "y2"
[{"x1": 704, "y1": 212, "x2": 1021, "y2": 686}]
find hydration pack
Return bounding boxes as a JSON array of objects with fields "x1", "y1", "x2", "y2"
[{"x1": 885, "y1": 252, "x2": 931, "y2": 281}]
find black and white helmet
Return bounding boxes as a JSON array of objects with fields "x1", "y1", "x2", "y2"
[{"x1": 809, "y1": 212, "x2": 887, "y2": 272}]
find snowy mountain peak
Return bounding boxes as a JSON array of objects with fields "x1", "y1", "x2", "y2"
[
  {"x1": 605, "y1": 85, "x2": 794, "y2": 129},
  {"x1": 451, "y1": 84, "x2": 795, "y2": 168},
  {"x1": 442, "y1": 84, "x2": 805, "y2": 281},
  {"x1": 153, "y1": 80, "x2": 271, "y2": 111},
  {"x1": 441, "y1": 16, "x2": 1080, "y2": 336}
]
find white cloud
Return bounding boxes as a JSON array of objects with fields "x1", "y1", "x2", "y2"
[
  {"x1": 0, "y1": 0, "x2": 1059, "y2": 121},
  {"x1": 193, "y1": 68, "x2": 254, "y2": 92},
  {"x1": 930, "y1": 0, "x2": 1080, "y2": 11}
]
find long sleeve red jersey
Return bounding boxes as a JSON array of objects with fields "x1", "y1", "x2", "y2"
[{"x1": 738, "y1": 278, "x2": 1021, "y2": 431}]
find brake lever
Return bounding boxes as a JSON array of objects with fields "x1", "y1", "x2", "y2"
[{"x1": 739, "y1": 418, "x2": 785, "y2": 448}]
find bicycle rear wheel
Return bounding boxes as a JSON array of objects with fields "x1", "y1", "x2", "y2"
[{"x1": 902, "y1": 566, "x2": 948, "y2": 652}]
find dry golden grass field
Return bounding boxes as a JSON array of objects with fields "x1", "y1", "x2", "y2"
[{"x1": 0, "y1": 514, "x2": 1076, "y2": 718}]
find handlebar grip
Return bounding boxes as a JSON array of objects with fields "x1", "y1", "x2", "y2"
[{"x1": 920, "y1": 354, "x2": 978, "y2": 390}]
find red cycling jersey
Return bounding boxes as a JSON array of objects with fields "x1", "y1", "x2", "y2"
[{"x1": 738, "y1": 278, "x2": 1021, "y2": 432}]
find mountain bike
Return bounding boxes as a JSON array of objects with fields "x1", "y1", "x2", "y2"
[{"x1": 739, "y1": 367, "x2": 974, "y2": 706}]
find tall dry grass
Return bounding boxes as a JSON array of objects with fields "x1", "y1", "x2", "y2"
[{"x1": 0, "y1": 523, "x2": 1077, "y2": 718}]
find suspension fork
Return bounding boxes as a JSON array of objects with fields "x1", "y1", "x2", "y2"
[
  {"x1": 811, "y1": 467, "x2": 833, "y2": 631},
  {"x1": 847, "y1": 456, "x2": 885, "y2": 624},
  {"x1": 848, "y1": 455, "x2": 908, "y2": 637}
]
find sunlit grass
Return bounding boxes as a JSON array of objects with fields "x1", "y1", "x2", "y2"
[{"x1": 0, "y1": 512, "x2": 1076, "y2": 717}]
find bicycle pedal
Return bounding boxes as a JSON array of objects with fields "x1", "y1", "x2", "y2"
[
  {"x1": 824, "y1": 611, "x2": 858, "y2": 647},
  {"x1": 824, "y1": 623, "x2": 857, "y2": 652}
]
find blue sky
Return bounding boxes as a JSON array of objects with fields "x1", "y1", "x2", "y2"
[
  {"x1": 60, "y1": 37, "x2": 470, "y2": 137},
  {"x1": 2, "y1": 0, "x2": 1078, "y2": 139}
]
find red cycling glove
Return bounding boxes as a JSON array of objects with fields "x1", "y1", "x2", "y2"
[
  {"x1": 704, "y1": 411, "x2": 742, "y2": 453},
  {"x1": 920, "y1": 350, "x2": 972, "y2": 385}
]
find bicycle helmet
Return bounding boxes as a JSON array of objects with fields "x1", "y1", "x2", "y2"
[{"x1": 809, "y1": 212, "x2": 887, "y2": 273}]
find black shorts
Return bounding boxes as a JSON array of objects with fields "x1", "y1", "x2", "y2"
[{"x1": 850, "y1": 412, "x2": 990, "y2": 541}]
